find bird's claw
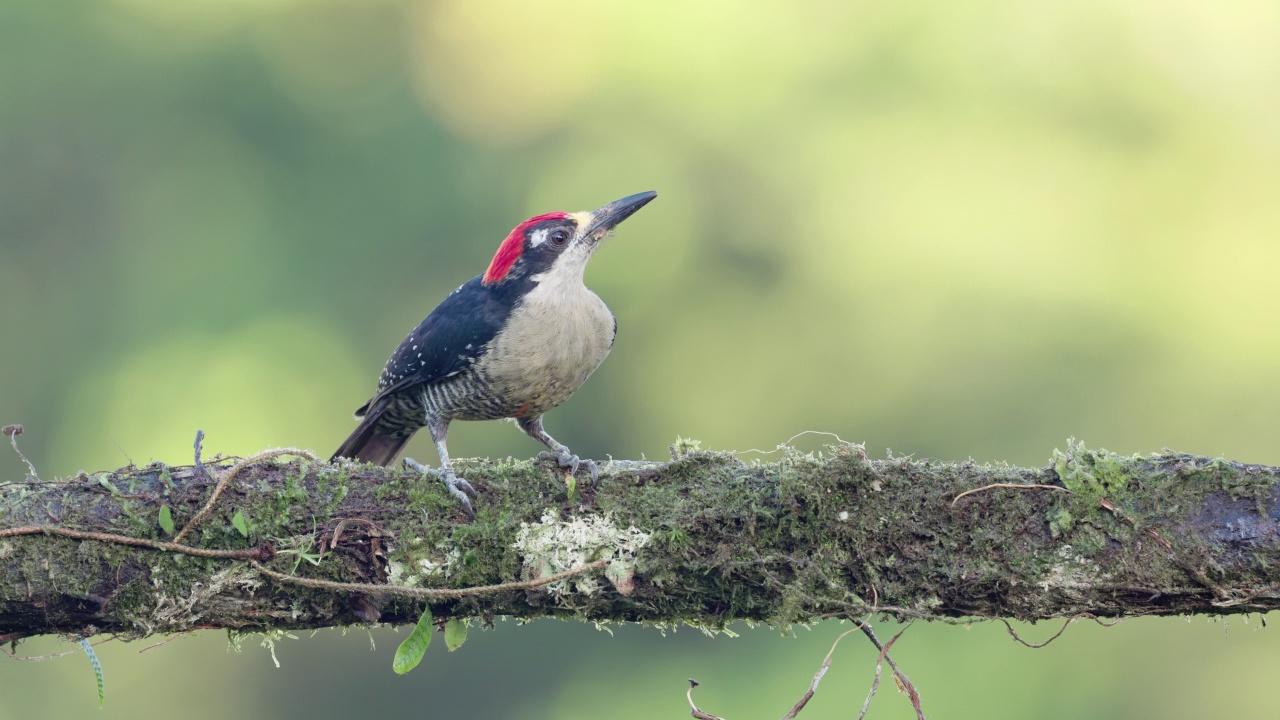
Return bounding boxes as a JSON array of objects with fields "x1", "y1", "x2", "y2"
[
  {"x1": 403, "y1": 457, "x2": 476, "y2": 519},
  {"x1": 538, "y1": 451, "x2": 600, "y2": 488},
  {"x1": 537, "y1": 449, "x2": 577, "y2": 474},
  {"x1": 441, "y1": 472, "x2": 476, "y2": 520}
]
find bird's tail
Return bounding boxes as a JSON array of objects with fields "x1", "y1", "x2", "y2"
[{"x1": 330, "y1": 400, "x2": 411, "y2": 466}]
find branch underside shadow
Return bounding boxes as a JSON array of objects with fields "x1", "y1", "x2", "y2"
[{"x1": 3, "y1": 439, "x2": 1280, "y2": 640}]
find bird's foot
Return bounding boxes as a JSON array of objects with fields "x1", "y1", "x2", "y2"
[
  {"x1": 537, "y1": 450, "x2": 599, "y2": 487},
  {"x1": 403, "y1": 457, "x2": 476, "y2": 519}
]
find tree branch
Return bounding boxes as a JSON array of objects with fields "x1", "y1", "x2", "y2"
[{"x1": 3, "y1": 439, "x2": 1279, "y2": 641}]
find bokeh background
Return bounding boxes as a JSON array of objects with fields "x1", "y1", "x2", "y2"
[{"x1": 3, "y1": 0, "x2": 1280, "y2": 717}]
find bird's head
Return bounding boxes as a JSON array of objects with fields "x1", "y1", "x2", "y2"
[{"x1": 482, "y1": 191, "x2": 657, "y2": 286}]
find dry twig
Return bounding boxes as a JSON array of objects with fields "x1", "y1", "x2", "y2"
[
  {"x1": 858, "y1": 623, "x2": 925, "y2": 720},
  {"x1": 687, "y1": 679, "x2": 727, "y2": 720},
  {"x1": 2, "y1": 424, "x2": 40, "y2": 481},
  {"x1": 0, "y1": 525, "x2": 272, "y2": 561},
  {"x1": 137, "y1": 632, "x2": 194, "y2": 654},
  {"x1": 951, "y1": 483, "x2": 1070, "y2": 508},
  {"x1": 0, "y1": 637, "x2": 111, "y2": 662},
  {"x1": 781, "y1": 624, "x2": 865, "y2": 719},
  {"x1": 1000, "y1": 617, "x2": 1074, "y2": 649},
  {"x1": 681, "y1": 621, "x2": 926, "y2": 720},
  {"x1": 855, "y1": 622, "x2": 906, "y2": 717},
  {"x1": 173, "y1": 446, "x2": 318, "y2": 544}
]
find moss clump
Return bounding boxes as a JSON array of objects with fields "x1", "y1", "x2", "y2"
[
  {"x1": 1053, "y1": 438, "x2": 1135, "y2": 504},
  {"x1": 1046, "y1": 507, "x2": 1074, "y2": 538}
]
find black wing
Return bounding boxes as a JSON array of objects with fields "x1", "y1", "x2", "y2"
[{"x1": 354, "y1": 274, "x2": 523, "y2": 415}]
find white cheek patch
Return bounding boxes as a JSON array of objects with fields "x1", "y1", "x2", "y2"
[{"x1": 529, "y1": 228, "x2": 549, "y2": 247}]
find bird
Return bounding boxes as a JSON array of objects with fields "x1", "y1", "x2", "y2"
[{"x1": 331, "y1": 191, "x2": 657, "y2": 517}]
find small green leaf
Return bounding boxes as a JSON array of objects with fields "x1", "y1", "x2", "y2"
[
  {"x1": 79, "y1": 638, "x2": 104, "y2": 708},
  {"x1": 564, "y1": 472, "x2": 577, "y2": 502},
  {"x1": 392, "y1": 607, "x2": 432, "y2": 674},
  {"x1": 231, "y1": 510, "x2": 249, "y2": 538},
  {"x1": 158, "y1": 505, "x2": 174, "y2": 535},
  {"x1": 96, "y1": 476, "x2": 120, "y2": 495},
  {"x1": 444, "y1": 619, "x2": 468, "y2": 652}
]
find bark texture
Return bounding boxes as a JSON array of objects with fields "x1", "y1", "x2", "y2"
[{"x1": 3, "y1": 439, "x2": 1280, "y2": 641}]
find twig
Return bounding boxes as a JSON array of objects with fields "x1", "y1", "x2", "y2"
[
  {"x1": 1098, "y1": 498, "x2": 1175, "y2": 550},
  {"x1": 686, "y1": 679, "x2": 727, "y2": 720},
  {"x1": 330, "y1": 517, "x2": 388, "y2": 550},
  {"x1": 1000, "y1": 617, "x2": 1074, "y2": 648},
  {"x1": 855, "y1": 626, "x2": 907, "y2": 720},
  {"x1": 737, "y1": 430, "x2": 857, "y2": 457},
  {"x1": 0, "y1": 637, "x2": 112, "y2": 662},
  {"x1": 3, "y1": 424, "x2": 40, "y2": 481},
  {"x1": 1146, "y1": 527, "x2": 1173, "y2": 551},
  {"x1": 951, "y1": 483, "x2": 1070, "y2": 507},
  {"x1": 0, "y1": 525, "x2": 272, "y2": 561},
  {"x1": 683, "y1": 621, "x2": 920, "y2": 720},
  {"x1": 112, "y1": 438, "x2": 134, "y2": 467},
  {"x1": 193, "y1": 429, "x2": 207, "y2": 481},
  {"x1": 250, "y1": 558, "x2": 607, "y2": 600},
  {"x1": 138, "y1": 632, "x2": 193, "y2": 654},
  {"x1": 781, "y1": 624, "x2": 865, "y2": 719},
  {"x1": 859, "y1": 623, "x2": 925, "y2": 720},
  {"x1": 174, "y1": 447, "x2": 318, "y2": 544}
]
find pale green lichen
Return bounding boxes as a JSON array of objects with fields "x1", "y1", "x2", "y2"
[
  {"x1": 385, "y1": 561, "x2": 409, "y2": 586},
  {"x1": 1037, "y1": 544, "x2": 1109, "y2": 593},
  {"x1": 227, "y1": 628, "x2": 299, "y2": 668},
  {"x1": 513, "y1": 510, "x2": 651, "y2": 601},
  {"x1": 669, "y1": 436, "x2": 703, "y2": 459},
  {"x1": 143, "y1": 565, "x2": 263, "y2": 634},
  {"x1": 417, "y1": 548, "x2": 460, "y2": 577},
  {"x1": 386, "y1": 544, "x2": 461, "y2": 587}
]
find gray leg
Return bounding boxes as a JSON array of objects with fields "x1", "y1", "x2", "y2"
[
  {"x1": 516, "y1": 416, "x2": 599, "y2": 486},
  {"x1": 403, "y1": 415, "x2": 476, "y2": 519}
]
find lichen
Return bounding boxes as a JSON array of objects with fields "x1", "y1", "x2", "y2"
[
  {"x1": 1037, "y1": 544, "x2": 1109, "y2": 593},
  {"x1": 513, "y1": 510, "x2": 651, "y2": 601},
  {"x1": 144, "y1": 564, "x2": 263, "y2": 633}
]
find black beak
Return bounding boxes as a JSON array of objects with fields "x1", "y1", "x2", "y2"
[{"x1": 585, "y1": 191, "x2": 657, "y2": 239}]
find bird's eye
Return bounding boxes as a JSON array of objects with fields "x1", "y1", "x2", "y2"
[{"x1": 549, "y1": 229, "x2": 570, "y2": 246}]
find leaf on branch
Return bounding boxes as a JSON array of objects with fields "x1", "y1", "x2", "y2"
[
  {"x1": 231, "y1": 510, "x2": 249, "y2": 538},
  {"x1": 158, "y1": 505, "x2": 174, "y2": 535},
  {"x1": 444, "y1": 618, "x2": 467, "y2": 652},
  {"x1": 392, "y1": 607, "x2": 432, "y2": 674}
]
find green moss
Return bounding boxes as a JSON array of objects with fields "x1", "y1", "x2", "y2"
[
  {"x1": 314, "y1": 466, "x2": 350, "y2": 514},
  {"x1": 1053, "y1": 438, "x2": 1135, "y2": 503},
  {"x1": 1046, "y1": 507, "x2": 1074, "y2": 538}
]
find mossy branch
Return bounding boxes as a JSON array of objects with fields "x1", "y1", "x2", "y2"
[{"x1": 3, "y1": 439, "x2": 1280, "y2": 641}]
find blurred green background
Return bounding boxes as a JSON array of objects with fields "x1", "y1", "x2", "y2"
[{"x1": 3, "y1": 0, "x2": 1280, "y2": 717}]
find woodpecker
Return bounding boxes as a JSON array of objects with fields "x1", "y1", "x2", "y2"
[{"x1": 331, "y1": 191, "x2": 657, "y2": 517}]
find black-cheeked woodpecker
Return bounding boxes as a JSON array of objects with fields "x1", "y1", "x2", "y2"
[{"x1": 331, "y1": 191, "x2": 657, "y2": 517}]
